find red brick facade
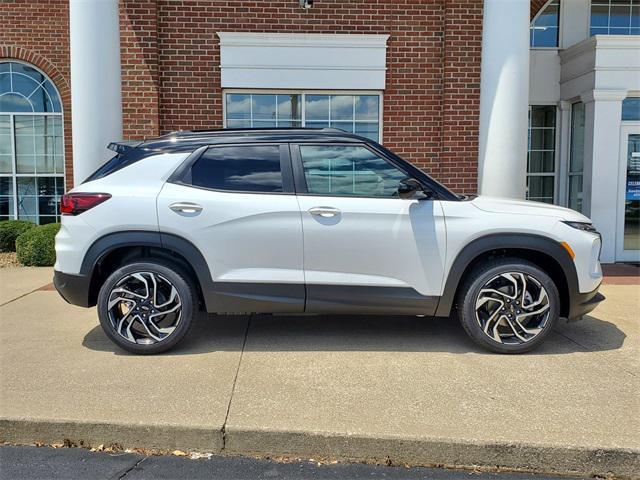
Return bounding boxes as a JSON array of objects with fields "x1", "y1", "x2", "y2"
[{"x1": 1, "y1": 0, "x2": 488, "y2": 193}]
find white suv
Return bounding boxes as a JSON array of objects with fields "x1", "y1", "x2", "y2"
[{"x1": 54, "y1": 129, "x2": 604, "y2": 354}]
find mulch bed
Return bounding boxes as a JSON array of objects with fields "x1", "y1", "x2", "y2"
[{"x1": 0, "y1": 252, "x2": 20, "y2": 268}]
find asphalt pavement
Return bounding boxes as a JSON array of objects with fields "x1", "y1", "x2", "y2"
[{"x1": 0, "y1": 445, "x2": 586, "y2": 480}]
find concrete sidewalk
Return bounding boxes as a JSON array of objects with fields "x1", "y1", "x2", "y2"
[
  {"x1": 0, "y1": 268, "x2": 638, "y2": 478},
  {"x1": 0, "y1": 267, "x2": 53, "y2": 306}
]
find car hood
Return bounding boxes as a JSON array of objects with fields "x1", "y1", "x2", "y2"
[{"x1": 471, "y1": 196, "x2": 591, "y2": 222}]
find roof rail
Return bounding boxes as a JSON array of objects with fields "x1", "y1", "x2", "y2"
[{"x1": 162, "y1": 127, "x2": 349, "y2": 137}]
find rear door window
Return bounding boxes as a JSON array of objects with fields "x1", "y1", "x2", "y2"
[{"x1": 190, "y1": 145, "x2": 284, "y2": 193}]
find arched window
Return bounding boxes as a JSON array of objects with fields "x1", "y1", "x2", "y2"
[
  {"x1": 0, "y1": 61, "x2": 64, "y2": 224},
  {"x1": 530, "y1": 0, "x2": 560, "y2": 48}
]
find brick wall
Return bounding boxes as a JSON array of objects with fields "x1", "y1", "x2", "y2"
[
  {"x1": 120, "y1": 1, "x2": 161, "y2": 139},
  {"x1": 0, "y1": 0, "x2": 73, "y2": 189},
  {"x1": 441, "y1": 0, "x2": 483, "y2": 192},
  {"x1": 1, "y1": 0, "x2": 486, "y2": 194},
  {"x1": 142, "y1": 0, "x2": 483, "y2": 193}
]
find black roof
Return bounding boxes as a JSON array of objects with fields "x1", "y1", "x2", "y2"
[
  {"x1": 137, "y1": 127, "x2": 370, "y2": 152},
  {"x1": 101, "y1": 127, "x2": 460, "y2": 200}
]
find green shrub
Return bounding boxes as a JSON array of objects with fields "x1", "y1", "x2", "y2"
[
  {"x1": 16, "y1": 223, "x2": 61, "y2": 267},
  {"x1": 0, "y1": 220, "x2": 37, "y2": 252}
]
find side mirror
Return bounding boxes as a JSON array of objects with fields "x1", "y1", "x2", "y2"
[{"x1": 398, "y1": 178, "x2": 431, "y2": 199}]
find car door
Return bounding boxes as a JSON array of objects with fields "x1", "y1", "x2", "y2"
[
  {"x1": 157, "y1": 143, "x2": 305, "y2": 313},
  {"x1": 291, "y1": 143, "x2": 447, "y2": 315}
]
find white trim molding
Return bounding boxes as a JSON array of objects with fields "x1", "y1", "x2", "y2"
[
  {"x1": 580, "y1": 89, "x2": 628, "y2": 103},
  {"x1": 217, "y1": 32, "x2": 390, "y2": 90}
]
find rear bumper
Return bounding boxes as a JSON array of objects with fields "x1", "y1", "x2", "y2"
[
  {"x1": 53, "y1": 270, "x2": 92, "y2": 308},
  {"x1": 567, "y1": 285, "x2": 605, "y2": 321}
]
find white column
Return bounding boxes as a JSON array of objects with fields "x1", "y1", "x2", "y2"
[
  {"x1": 581, "y1": 90, "x2": 626, "y2": 263},
  {"x1": 69, "y1": 0, "x2": 123, "y2": 185},
  {"x1": 478, "y1": 0, "x2": 530, "y2": 198}
]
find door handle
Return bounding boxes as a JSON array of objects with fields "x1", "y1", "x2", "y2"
[
  {"x1": 169, "y1": 202, "x2": 203, "y2": 214},
  {"x1": 308, "y1": 206, "x2": 341, "y2": 218}
]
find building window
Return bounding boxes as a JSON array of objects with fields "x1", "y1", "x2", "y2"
[
  {"x1": 0, "y1": 61, "x2": 64, "y2": 224},
  {"x1": 225, "y1": 92, "x2": 381, "y2": 142},
  {"x1": 527, "y1": 106, "x2": 557, "y2": 204},
  {"x1": 590, "y1": 0, "x2": 640, "y2": 36},
  {"x1": 530, "y1": 0, "x2": 560, "y2": 48},
  {"x1": 622, "y1": 97, "x2": 640, "y2": 121},
  {"x1": 568, "y1": 102, "x2": 585, "y2": 213}
]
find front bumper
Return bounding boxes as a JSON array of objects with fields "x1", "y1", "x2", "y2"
[
  {"x1": 567, "y1": 285, "x2": 605, "y2": 321},
  {"x1": 53, "y1": 270, "x2": 92, "y2": 308}
]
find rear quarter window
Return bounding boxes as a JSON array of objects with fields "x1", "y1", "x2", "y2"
[{"x1": 83, "y1": 148, "x2": 151, "y2": 183}]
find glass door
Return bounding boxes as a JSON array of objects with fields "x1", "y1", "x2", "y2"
[{"x1": 617, "y1": 126, "x2": 640, "y2": 262}]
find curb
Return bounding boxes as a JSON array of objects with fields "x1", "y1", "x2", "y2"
[
  {"x1": 2, "y1": 418, "x2": 639, "y2": 479},
  {"x1": 0, "y1": 418, "x2": 223, "y2": 453},
  {"x1": 225, "y1": 428, "x2": 640, "y2": 479}
]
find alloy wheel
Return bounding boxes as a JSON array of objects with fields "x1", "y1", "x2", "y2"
[
  {"x1": 106, "y1": 271, "x2": 182, "y2": 345},
  {"x1": 474, "y1": 272, "x2": 550, "y2": 345}
]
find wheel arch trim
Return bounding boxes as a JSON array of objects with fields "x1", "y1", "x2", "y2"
[
  {"x1": 80, "y1": 230, "x2": 216, "y2": 308},
  {"x1": 435, "y1": 233, "x2": 578, "y2": 318}
]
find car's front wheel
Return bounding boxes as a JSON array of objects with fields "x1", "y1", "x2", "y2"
[
  {"x1": 97, "y1": 261, "x2": 197, "y2": 354},
  {"x1": 457, "y1": 258, "x2": 560, "y2": 354}
]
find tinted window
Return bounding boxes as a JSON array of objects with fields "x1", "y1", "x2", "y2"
[
  {"x1": 299, "y1": 145, "x2": 407, "y2": 197},
  {"x1": 191, "y1": 145, "x2": 283, "y2": 193},
  {"x1": 84, "y1": 147, "x2": 146, "y2": 183}
]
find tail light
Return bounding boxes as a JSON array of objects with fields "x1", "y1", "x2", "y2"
[{"x1": 60, "y1": 193, "x2": 111, "y2": 216}]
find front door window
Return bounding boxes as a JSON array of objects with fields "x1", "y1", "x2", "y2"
[{"x1": 299, "y1": 145, "x2": 407, "y2": 197}]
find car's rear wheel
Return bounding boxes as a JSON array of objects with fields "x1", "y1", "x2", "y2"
[
  {"x1": 97, "y1": 261, "x2": 196, "y2": 354},
  {"x1": 457, "y1": 258, "x2": 560, "y2": 354}
]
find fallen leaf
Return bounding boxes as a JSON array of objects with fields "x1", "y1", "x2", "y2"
[
  {"x1": 172, "y1": 450, "x2": 188, "y2": 457},
  {"x1": 190, "y1": 452, "x2": 213, "y2": 460}
]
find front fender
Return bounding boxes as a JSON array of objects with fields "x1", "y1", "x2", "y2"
[{"x1": 434, "y1": 233, "x2": 578, "y2": 318}]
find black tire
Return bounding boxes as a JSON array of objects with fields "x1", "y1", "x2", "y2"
[
  {"x1": 456, "y1": 257, "x2": 560, "y2": 354},
  {"x1": 97, "y1": 260, "x2": 197, "y2": 354}
]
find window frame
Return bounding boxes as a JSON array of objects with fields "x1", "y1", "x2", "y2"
[
  {"x1": 526, "y1": 104, "x2": 560, "y2": 204},
  {"x1": 0, "y1": 60, "x2": 66, "y2": 224},
  {"x1": 589, "y1": 0, "x2": 640, "y2": 36},
  {"x1": 289, "y1": 142, "x2": 418, "y2": 199},
  {"x1": 530, "y1": 0, "x2": 562, "y2": 50},
  {"x1": 223, "y1": 90, "x2": 384, "y2": 143},
  {"x1": 170, "y1": 143, "x2": 296, "y2": 196},
  {"x1": 566, "y1": 101, "x2": 586, "y2": 213}
]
